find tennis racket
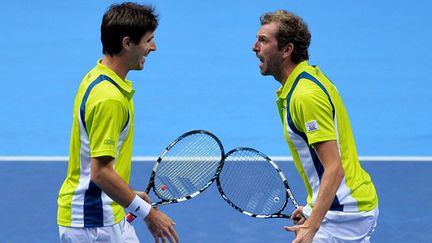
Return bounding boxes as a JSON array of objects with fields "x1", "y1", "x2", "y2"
[
  {"x1": 216, "y1": 147, "x2": 299, "y2": 219},
  {"x1": 127, "y1": 130, "x2": 225, "y2": 222}
]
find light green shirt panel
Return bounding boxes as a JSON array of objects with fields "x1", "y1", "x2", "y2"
[
  {"x1": 87, "y1": 98, "x2": 128, "y2": 158},
  {"x1": 85, "y1": 80, "x2": 130, "y2": 158},
  {"x1": 291, "y1": 79, "x2": 337, "y2": 145}
]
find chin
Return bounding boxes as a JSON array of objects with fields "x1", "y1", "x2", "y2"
[
  {"x1": 130, "y1": 66, "x2": 144, "y2": 71},
  {"x1": 260, "y1": 69, "x2": 269, "y2": 76}
]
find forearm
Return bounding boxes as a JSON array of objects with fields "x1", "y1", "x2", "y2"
[
  {"x1": 306, "y1": 140, "x2": 344, "y2": 230},
  {"x1": 91, "y1": 157, "x2": 136, "y2": 207},
  {"x1": 306, "y1": 166, "x2": 344, "y2": 229}
]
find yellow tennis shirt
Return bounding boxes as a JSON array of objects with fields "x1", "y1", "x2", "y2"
[
  {"x1": 276, "y1": 61, "x2": 378, "y2": 212},
  {"x1": 58, "y1": 60, "x2": 135, "y2": 227}
]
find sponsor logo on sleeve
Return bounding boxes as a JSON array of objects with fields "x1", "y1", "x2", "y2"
[{"x1": 305, "y1": 120, "x2": 319, "y2": 133}]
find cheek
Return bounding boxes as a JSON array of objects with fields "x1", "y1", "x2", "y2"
[
  {"x1": 263, "y1": 47, "x2": 274, "y2": 57},
  {"x1": 268, "y1": 50, "x2": 280, "y2": 61},
  {"x1": 138, "y1": 43, "x2": 147, "y2": 52}
]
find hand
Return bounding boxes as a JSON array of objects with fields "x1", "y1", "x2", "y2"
[
  {"x1": 284, "y1": 221, "x2": 318, "y2": 243},
  {"x1": 290, "y1": 206, "x2": 306, "y2": 225},
  {"x1": 144, "y1": 208, "x2": 179, "y2": 243}
]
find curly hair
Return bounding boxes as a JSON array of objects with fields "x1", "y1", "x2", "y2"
[{"x1": 260, "y1": 10, "x2": 311, "y2": 63}]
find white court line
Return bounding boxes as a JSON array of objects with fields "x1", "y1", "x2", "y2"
[
  {"x1": 273, "y1": 156, "x2": 432, "y2": 162},
  {"x1": 0, "y1": 156, "x2": 432, "y2": 162},
  {"x1": 0, "y1": 156, "x2": 155, "y2": 162}
]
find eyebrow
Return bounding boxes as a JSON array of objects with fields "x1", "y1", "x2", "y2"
[
  {"x1": 145, "y1": 34, "x2": 155, "y2": 42},
  {"x1": 257, "y1": 34, "x2": 268, "y2": 40}
]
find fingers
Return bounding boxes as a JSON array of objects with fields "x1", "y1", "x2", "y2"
[
  {"x1": 158, "y1": 227, "x2": 178, "y2": 243},
  {"x1": 169, "y1": 224, "x2": 180, "y2": 243},
  {"x1": 290, "y1": 207, "x2": 303, "y2": 219},
  {"x1": 151, "y1": 229, "x2": 172, "y2": 243},
  {"x1": 146, "y1": 210, "x2": 179, "y2": 243},
  {"x1": 284, "y1": 225, "x2": 297, "y2": 232},
  {"x1": 152, "y1": 233, "x2": 159, "y2": 243},
  {"x1": 284, "y1": 225, "x2": 300, "y2": 238},
  {"x1": 160, "y1": 217, "x2": 178, "y2": 243},
  {"x1": 290, "y1": 206, "x2": 306, "y2": 225},
  {"x1": 292, "y1": 214, "x2": 306, "y2": 225},
  {"x1": 161, "y1": 232, "x2": 167, "y2": 243},
  {"x1": 296, "y1": 217, "x2": 306, "y2": 225},
  {"x1": 165, "y1": 230, "x2": 177, "y2": 243}
]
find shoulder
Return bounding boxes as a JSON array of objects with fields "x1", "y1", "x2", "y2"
[{"x1": 291, "y1": 78, "x2": 327, "y2": 105}]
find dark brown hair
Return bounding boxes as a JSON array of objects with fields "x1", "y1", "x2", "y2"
[{"x1": 101, "y1": 2, "x2": 158, "y2": 56}]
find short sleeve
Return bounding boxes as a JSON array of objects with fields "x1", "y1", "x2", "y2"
[
  {"x1": 291, "y1": 83, "x2": 337, "y2": 145},
  {"x1": 86, "y1": 99, "x2": 128, "y2": 158}
]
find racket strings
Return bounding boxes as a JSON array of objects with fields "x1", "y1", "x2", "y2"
[
  {"x1": 155, "y1": 133, "x2": 222, "y2": 199},
  {"x1": 219, "y1": 149, "x2": 287, "y2": 215},
  {"x1": 162, "y1": 135, "x2": 220, "y2": 181}
]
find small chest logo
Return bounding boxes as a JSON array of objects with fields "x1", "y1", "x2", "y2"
[
  {"x1": 104, "y1": 139, "x2": 115, "y2": 145},
  {"x1": 305, "y1": 120, "x2": 319, "y2": 133}
]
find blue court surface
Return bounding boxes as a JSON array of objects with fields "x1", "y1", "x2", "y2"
[
  {"x1": 1, "y1": 0, "x2": 432, "y2": 242},
  {"x1": 0, "y1": 160, "x2": 431, "y2": 242}
]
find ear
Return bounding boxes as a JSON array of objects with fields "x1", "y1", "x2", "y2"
[
  {"x1": 282, "y1": 43, "x2": 294, "y2": 59},
  {"x1": 121, "y1": 37, "x2": 132, "y2": 51}
]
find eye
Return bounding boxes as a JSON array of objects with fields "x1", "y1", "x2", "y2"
[{"x1": 258, "y1": 36, "x2": 267, "y2": 43}]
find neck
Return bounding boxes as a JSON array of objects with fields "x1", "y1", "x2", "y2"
[
  {"x1": 276, "y1": 61, "x2": 298, "y2": 86},
  {"x1": 101, "y1": 54, "x2": 128, "y2": 80}
]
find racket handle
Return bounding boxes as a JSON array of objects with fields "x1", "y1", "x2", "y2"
[{"x1": 126, "y1": 213, "x2": 137, "y2": 223}]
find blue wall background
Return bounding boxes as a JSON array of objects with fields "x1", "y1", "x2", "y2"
[{"x1": 1, "y1": 0, "x2": 431, "y2": 156}]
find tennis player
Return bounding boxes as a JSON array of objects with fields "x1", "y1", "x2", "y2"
[
  {"x1": 57, "y1": 3, "x2": 179, "y2": 243},
  {"x1": 252, "y1": 10, "x2": 379, "y2": 242}
]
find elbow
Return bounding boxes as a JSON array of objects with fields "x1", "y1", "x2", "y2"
[
  {"x1": 90, "y1": 156, "x2": 114, "y2": 185},
  {"x1": 324, "y1": 163, "x2": 344, "y2": 183},
  {"x1": 334, "y1": 164, "x2": 345, "y2": 182},
  {"x1": 91, "y1": 169, "x2": 104, "y2": 185},
  {"x1": 90, "y1": 163, "x2": 109, "y2": 186}
]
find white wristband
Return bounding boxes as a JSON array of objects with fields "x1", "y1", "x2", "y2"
[{"x1": 126, "y1": 195, "x2": 152, "y2": 219}]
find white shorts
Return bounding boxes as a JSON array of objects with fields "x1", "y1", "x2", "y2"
[
  {"x1": 303, "y1": 205, "x2": 379, "y2": 243},
  {"x1": 59, "y1": 219, "x2": 139, "y2": 243}
]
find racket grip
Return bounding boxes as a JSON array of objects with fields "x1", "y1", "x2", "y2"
[{"x1": 126, "y1": 213, "x2": 137, "y2": 223}]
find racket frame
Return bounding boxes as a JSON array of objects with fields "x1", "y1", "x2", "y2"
[
  {"x1": 127, "y1": 130, "x2": 224, "y2": 221},
  {"x1": 216, "y1": 147, "x2": 299, "y2": 219}
]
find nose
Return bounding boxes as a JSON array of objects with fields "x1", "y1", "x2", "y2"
[
  {"x1": 150, "y1": 40, "x2": 157, "y2": 51},
  {"x1": 252, "y1": 41, "x2": 259, "y2": 52}
]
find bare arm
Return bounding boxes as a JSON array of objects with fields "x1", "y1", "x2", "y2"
[
  {"x1": 285, "y1": 140, "x2": 344, "y2": 242},
  {"x1": 90, "y1": 156, "x2": 136, "y2": 207},
  {"x1": 306, "y1": 140, "x2": 344, "y2": 228},
  {"x1": 91, "y1": 156, "x2": 179, "y2": 243}
]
